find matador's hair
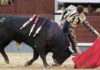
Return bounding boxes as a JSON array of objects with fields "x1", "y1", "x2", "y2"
[{"x1": 77, "y1": 5, "x2": 84, "y2": 14}]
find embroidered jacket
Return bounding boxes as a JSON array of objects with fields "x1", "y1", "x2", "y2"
[
  {"x1": 61, "y1": 5, "x2": 100, "y2": 47},
  {"x1": 63, "y1": 5, "x2": 86, "y2": 27}
]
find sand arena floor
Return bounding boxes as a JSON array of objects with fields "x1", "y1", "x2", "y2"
[{"x1": 0, "y1": 52, "x2": 99, "y2": 70}]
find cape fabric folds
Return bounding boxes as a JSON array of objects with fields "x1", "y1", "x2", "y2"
[{"x1": 73, "y1": 38, "x2": 100, "y2": 68}]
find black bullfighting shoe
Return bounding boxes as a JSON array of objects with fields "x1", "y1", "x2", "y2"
[
  {"x1": 68, "y1": 46, "x2": 78, "y2": 56},
  {"x1": 71, "y1": 51, "x2": 78, "y2": 56}
]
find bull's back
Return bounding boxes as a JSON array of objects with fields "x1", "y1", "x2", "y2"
[
  {"x1": 47, "y1": 21, "x2": 64, "y2": 39},
  {"x1": 47, "y1": 21, "x2": 66, "y2": 45}
]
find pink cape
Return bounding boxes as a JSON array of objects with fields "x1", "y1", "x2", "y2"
[{"x1": 73, "y1": 38, "x2": 100, "y2": 68}]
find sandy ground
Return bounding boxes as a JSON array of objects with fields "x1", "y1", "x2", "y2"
[{"x1": 0, "y1": 52, "x2": 99, "y2": 70}]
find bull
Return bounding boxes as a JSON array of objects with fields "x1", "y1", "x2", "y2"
[{"x1": 0, "y1": 15, "x2": 71, "y2": 68}]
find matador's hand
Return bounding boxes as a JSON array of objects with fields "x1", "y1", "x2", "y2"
[
  {"x1": 97, "y1": 34, "x2": 100, "y2": 38},
  {"x1": 76, "y1": 46, "x2": 82, "y2": 54}
]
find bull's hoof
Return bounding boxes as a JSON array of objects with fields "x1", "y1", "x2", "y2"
[
  {"x1": 52, "y1": 63, "x2": 60, "y2": 66},
  {"x1": 52, "y1": 59, "x2": 60, "y2": 66},
  {"x1": 25, "y1": 61, "x2": 31, "y2": 67},
  {"x1": 25, "y1": 62, "x2": 28, "y2": 67},
  {"x1": 45, "y1": 65, "x2": 51, "y2": 69},
  {"x1": 5, "y1": 60, "x2": 9, "y2": 64}
]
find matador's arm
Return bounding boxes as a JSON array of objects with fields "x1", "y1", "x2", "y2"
[{"x1": 82, "y1": 21, "x2": 100, "y2": 37}]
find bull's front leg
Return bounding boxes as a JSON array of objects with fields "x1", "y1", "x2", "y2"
[
  {"x1": 25, "y1": 49, "x2": 39, "y2": 66},
  {"x1": 35, "y1": 37, "x2": 50, "y2": 68},
  {"x1": 39, "y1": 51, "x2": 50, "y2": 68},
  {"x1": 37, "y1": 45, "x2": 50, "y2": 68}
]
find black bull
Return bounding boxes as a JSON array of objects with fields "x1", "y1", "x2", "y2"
[{"x1": 0, "y1": 15, "x2": 71, "y2": 67}]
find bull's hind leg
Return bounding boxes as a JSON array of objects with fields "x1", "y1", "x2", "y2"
[
  {"x1": 0, "y1": 40, "x2": 11, "y2": 64},
  {"x1": 0, "y1": 50, "x2": 9, "y2": 64},
  {"x1": 25, "y1": 49, "x2": 39, "y2": 66},
  {"x1": 0, "y1": 41, "x2": 10, "y2": 64}
]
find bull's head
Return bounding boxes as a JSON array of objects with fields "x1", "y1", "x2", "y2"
[{"x1": 52, "y1": 47, "x2": 71, "y2": 66}]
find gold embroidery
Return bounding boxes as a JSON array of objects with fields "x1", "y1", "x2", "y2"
[{"x1": 79, "y1": 13, "x2": 86, "y2": 23}]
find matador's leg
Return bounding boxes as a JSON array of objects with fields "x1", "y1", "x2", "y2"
[{"x1": 70, "y1": 27, "x2": 82, "y2": 54}]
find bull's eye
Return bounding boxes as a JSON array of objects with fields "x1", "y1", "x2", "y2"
[{"x1": 0, "y1": 18, "x2": 6, "y2": 23}]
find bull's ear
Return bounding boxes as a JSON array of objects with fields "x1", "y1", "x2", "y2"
[{"x1": 0, "y1": 18, "x2": 6, "y2": 23}]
